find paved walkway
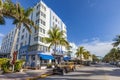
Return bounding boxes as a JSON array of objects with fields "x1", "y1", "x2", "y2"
[{"x1": 0, "y1": 69, "x2": 52, "y2": 80}]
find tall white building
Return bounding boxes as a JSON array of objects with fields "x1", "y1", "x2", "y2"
[
  {"x1": 0, "y1": 1, "x2": 67, "y2": 68},
  {"x1": 69, "y1": 42, "x2": 78, "y2": 58},
  {"x1": 0, "y1": 28, "x2": 16, "y2": 54}
]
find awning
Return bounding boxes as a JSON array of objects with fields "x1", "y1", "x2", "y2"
[
  {"x1": 38, "y1": 53, "x2": 54, "y2": 60},
  {"x1": 63, "y1": 57, "x2": 71, "y2": 61}
]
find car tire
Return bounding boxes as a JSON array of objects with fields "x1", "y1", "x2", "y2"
[
  {"x1": 72, "y1": 68, "x2": 75, "y2": 71},
  {"x1": 61, "y1": 69, "x2": 66, "y2": 76}
]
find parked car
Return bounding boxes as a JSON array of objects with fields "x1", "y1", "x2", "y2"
[
  {"x1": 91, "y1": 61, "x2": 98, "y2": 65},
  {"x1": 84, "y1": 61, "x2": 91, "y2": 66},
  {"x1": 116, "y1": 62, "x2": 120, "y2": 67},
  {"x1": 53, "y1": 62, "x2": 76, "y2": 75},
  {"x1": 110, "y1": 62, "x2": 114, "y2": 65}
]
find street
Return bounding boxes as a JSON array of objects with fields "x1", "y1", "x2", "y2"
[{"x1": 38, "y1": 63, "x2": 120, "y2": 80}]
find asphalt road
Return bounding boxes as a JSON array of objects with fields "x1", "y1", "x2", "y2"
[{"x1": 38, "y1": 63, "x2": 120, "y2": 80}]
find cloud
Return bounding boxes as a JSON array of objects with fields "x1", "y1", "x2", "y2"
[
  {"x1": 0, "y1": 33, "x2": 4, "y2": 37},
  {"x1": 82, "y1": 39, "x2": 89, "y2": 43},
  {"x1": 79, "y1": 39, "x2": 113, "y2": 57}
]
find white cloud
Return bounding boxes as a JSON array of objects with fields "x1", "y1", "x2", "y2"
[
  {"x1": 0, "y1": 33, "x2": 4, "y2": 37},
  {"x1": 79, "y1": 39, "x2": 113, "y2": 57},
  {"x1": 82, "y1": 39, "x2": 89, "y2": 43}
]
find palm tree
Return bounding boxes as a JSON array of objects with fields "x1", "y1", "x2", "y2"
[
  {"x1": 112, "y1": 35, "x2": 120, "y2": 47},
  {"x1": 43, "y1": 27, "x2": 69, "y2": 64},
  {"x1": 0, "y1": 0, "x2": 20, "y2": 24},
  {"x1": 76, "y1": 46, "x2": 85, "y2": 61},
  {"x1": 0, "y1": 0, "x2": 5, "y2": 24},
  {"x1": 92, "y1": 54, "x2": 99, "y2": 62},
  {"x1": 104, "y1": 48, "x2": 119, "y2": 62},
  {"x1": 83, "y1": 51, "x2": 91, "y2": 60},
  {"x1": 0, "y1": 1, "x2": 38, "y2": 71},
  {"x1": 10, "y1": 3, "x2": 37, "y2": 65},
  {"x1": 43, "y1": 27, "x2": 69, "y2": 55}
]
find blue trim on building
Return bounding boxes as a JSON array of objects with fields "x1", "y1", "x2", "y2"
[
  {"x1": 38, "y1": 53, "x2": 54, "y2": 60},
  {"x1": 19, "y1": 45, "x2": 29, "y2": 59},
  {"x1": 63, "y1": 57, "x2": 71, "y2": 61}
]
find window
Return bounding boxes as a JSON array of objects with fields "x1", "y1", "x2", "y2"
[
  {"x1": 39, "y1": 37, "x2": 43, "y2": 42},
  {"x1": 40, "y1": 11, "x2": 46, "y2": 18},
  {"x1": 53, "y1": 16, "x2": 54, "y2": 19},
  {"x1": 43, "y1": 21, "x2": 45, "y2": 26},
  {"x1": 9, "y1": 34, "x2": 11, "y2": 38},
  {"x1": 36, "y1": 19, "x2": 39, "y2": 25},
  {"x1": 31, "y1": 55, "x2": 35, "y2": 60},
  {"x1": 22, "y1": 28, "x2": 25, "y2": 33},
  {"x1": 53, "y1": 22, "x2": 54, "y2": 26},
  {"x1": 43, "y1": 29, "x2": 45, "y2": 34},
  {"x1": 10, "y1": 42, "x2": 12, "y2": 46},
  {"x1": 8, "y1": 39, "x2": 9, "y2": 42},
  {"x1": 39, "y1": 27, "x2": 42, "y2": 33},
  {"x1": 20, "y1": 42, "x2": 23, "y2": 47},
  {"x1": 35, "y1": 20, "x2": 37, "y2": 24},
  {"x1": 41, "y1": 4, "x2": 46, "y2": 11},
  {"x1": 21, "y1": 35, "x2": 24, "y2": 40},
  {"x1": 44, "y1": 7, "x2": 46, "y2": 11},
  {"x1": 16, "y1": 44, "x2": 18, "y2": 50},
  {"x1": 11, "y1": 37, "x2": 12, "y2": 40},
  {"x1": 34, "y1": 37, "x2": 38, "y2": 41},
  {"x1": 39, "y1": 28, "x2": 45, "y2": 34},
  {"x1": 26, "y1": 33, "x2": 27, "y2": 38},
  {"x1": 37, "y1": 4, "x2": 40, "y2": 10},
  {"x1": 12, "y1": 31, "x2": 13, "y2": 35},
  {"x1": 41, "y1": 45, "x2": 44, "y2": 51},
  {"x1": 55, "y1": 24, "x2": 57, "y2": 27},
  {"x1": 36, "y1": 11, "x2": 40, "y2": 17},
  {"x1": 17, "y1": 38, "x2": 19, "y2": 43},
  {"x1": 55, "y1": 19, "x2": 57, "y2": 22},
  {"x1": 34, "y1": 29, "x2": 37, "y2": 33},
  {"x1": 40, "y1": 19, "x2": 46, "y2": 26}
]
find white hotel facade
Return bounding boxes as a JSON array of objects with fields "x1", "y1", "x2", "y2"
[{"x1": 0, "y1": 1, "x2": 67, "y2": 68}]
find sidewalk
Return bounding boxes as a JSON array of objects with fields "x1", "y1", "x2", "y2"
[{"x1": 0, "y1": 69, "x2": 53, "y2": 80}]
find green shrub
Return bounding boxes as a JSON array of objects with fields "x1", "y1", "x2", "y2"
[
  {"x1": 0, "y1": 58, "x2": 11, "y2": 73},
  {"x1": 14, "y1": 60, "x2": 25, "y2": 72},
  {"x1": 0, "y1": 58, "x2": 9, "y2": 68},
  {"x1": 1, "y1": 61, "x2": 11, "y2": 73}
]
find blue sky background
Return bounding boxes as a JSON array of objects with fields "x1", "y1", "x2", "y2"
[{"x1": 1, "y1": 0, "x2": 120, "y2": 56}]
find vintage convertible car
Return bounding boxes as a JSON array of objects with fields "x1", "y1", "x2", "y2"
[{"x1": 53, "y1": 62, "x2": 76, "y2": 75}]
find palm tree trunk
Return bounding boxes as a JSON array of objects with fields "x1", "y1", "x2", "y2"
[
  {"x1": 54, "y1": 44, "x2": 57, "y2": 54},
  {"x1": 80, "y1": 54, "x2": 82, "y2": 64},
  {"x1": 10, "y1": 25, "x2": 19, "y2": 72},
  {"x1": 54, "y1": 44, "x2": 58, "y2": 64}
]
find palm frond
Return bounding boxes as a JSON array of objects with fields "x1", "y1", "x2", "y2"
[
  {"x1": 23, "y1": 23, "x2": 32, "y2": 33},
  {"x1": 113, "y1": 35, "x2": 120, "y2": 47},
  {"x1": 12, "y1": 19, "x2": 19, "y2": 24},
  {"x1": 0, "y1": 0, "x2": 3, "y2": 9},
  {"x1": 24, "y1": 8, "x2": 33, "y2": 17}
]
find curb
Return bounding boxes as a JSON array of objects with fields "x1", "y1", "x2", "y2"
[{"x1": 26, "y1": 72, "x2": 53, "y2": 80}]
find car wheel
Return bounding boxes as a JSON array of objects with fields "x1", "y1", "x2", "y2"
[
  {"x1": 61, "y1": 69, "x2": 66, "y2": 75},
  {"x1": 72, "y1": 68, "x2": 75, "y2": 71}
]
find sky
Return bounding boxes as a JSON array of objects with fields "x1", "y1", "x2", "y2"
[{"x1": 1, "y1": 0, "x2": 120, "y2": 57}]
